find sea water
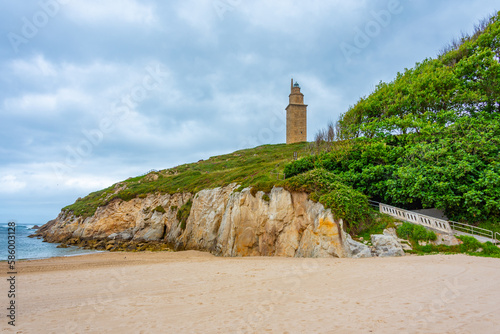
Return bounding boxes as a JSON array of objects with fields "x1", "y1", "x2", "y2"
[{"x1": 0, "y1": 223, "x2": 102, "y2": 261}]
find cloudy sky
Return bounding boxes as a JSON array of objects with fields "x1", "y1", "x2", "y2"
[{"x1": 1, "y1": 0, "x2": 498, "y2": 225}]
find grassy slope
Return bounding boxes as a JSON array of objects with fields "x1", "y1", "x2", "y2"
[{"x1": 64, "y1": 142, "x2": 310, "y2": 218}]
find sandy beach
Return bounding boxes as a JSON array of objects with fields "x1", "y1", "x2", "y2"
[{"x1": 3, "y1": 251, "x2": 500, "y2": 334}]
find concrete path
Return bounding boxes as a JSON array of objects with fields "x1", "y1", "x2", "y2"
[{"x1": 454, "y1": 231, "x2": 498, "y2": 244}]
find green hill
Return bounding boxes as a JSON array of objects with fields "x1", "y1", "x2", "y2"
[{"x1": 65, "y1": 143, "x2": 309, "y2": 218}]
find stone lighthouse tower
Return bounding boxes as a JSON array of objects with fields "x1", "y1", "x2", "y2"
[{"x1": 286, "y1": 78, "x2": 307, "y2": 144}]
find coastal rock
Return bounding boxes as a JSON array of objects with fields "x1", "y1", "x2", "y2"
[
  {"x1": 37, "y1": 185, "x2": 353, "y2": 258},
  {"x1": 371, "y1": 234, "x2": 405, "y2": 257},
  {"x1": 383, "y1": 228, "x2": 398, "y2": 238},
  {"x1": 346, "y1": 235, "x2": 372, "y2": 258},
  {"x1": 431, "y1": 233, "x2": 461, "y2": 246},
  {"x1": 400, "y1": 241, "x2": 413, "y2": 251}
]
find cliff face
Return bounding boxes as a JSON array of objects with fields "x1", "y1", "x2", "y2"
[{"x1": 39, "y1": 185, "x2": 353, "y2": 258}]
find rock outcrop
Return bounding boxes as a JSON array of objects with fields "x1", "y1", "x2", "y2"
[
  {"x1": 37, "y1": 185, "x2": 354, "y2": 258},
  {"x1": 431, "y1": 233, "x2": 461, "y2": 246},
  {"x1": 345, "y1": 235, "x2": 372, "y2": 258},
  {"x1": 371, "y1": 233, "x2": 405, "y2": 257}
]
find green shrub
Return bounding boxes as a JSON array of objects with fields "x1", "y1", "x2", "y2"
[
  {"x1": 414, "y1": 244, "x2": 461, "y2": 255},
  {"x1": 252, "y1": 181, "x2": 274, "y2": 194},
  {"x1": 397, "y1": 222, "x2": 438, "y2": 242},
  {"x1": 117, "y1": 190, "x2": 137, "y2": 202},
  {"x1": 283, "y1": 156, "x2": 315, "y2": 178},
  {"x1": 481, "y1": 242, "x2": 500, "y2": 256},
  {"x1": 284, "y1": 168, "x2": 340, "y2": 194},
  {"x1": 417, "y1": 244, "x2": 435, "y2": 253},
  {"x1": 153, "y1": 205, "x2": 166, "y2": 214},
  {"x1": 412, "y1": 225, "x2": 429, "y2": 241},
  {"x1": 318, "y1": 183, "x2": 372, "y2": 234},
  {"x1": 459, "y1": 235, "x2": 482, "y2": 252},
  {"x1": 262, "y1": 194, "x2": 270, "y2": 202},
  {"x1": 284, "y1": 168, "x2": 372, "y2": 234},
  {"x1": 397, "y1": 222, "x2": 414, "y2": 239},
  {"x1": 177, "y1": 199, "x2": 193, "y2": 230}
]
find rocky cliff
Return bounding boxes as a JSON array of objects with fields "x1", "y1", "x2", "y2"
[{"x1": 37, "y1": 185, "x2": 357, "y2": 258}]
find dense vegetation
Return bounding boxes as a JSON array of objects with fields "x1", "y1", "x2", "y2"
[{"x1": 285, "y1": 12, "x2": 500, "y2": 230}]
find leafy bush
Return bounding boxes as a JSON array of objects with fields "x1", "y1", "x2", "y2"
[
  {"x1": 458, "y1": 235, "x2": 482, "y2": 252},
  {"x1": 417, "y1": 244, "x2": 435, "y2": 253},
  {"x1": 284, "y1": 168, "x2": 373, "y2": 234},
  {"x1": 319, "y1": 185, "x2": 372, "y2": 233},
  {"x1": 413, "y1": 244, "x2": 461, "y2": 254},
  {"x1": 481, "y1": 242, "x2": 500, "y2": 256},
  {"x1": 117, "y1": 190, "x2": 137, "y2": 202},
  {"x1": 284, "y1": 168, "x2": 341, "y2": 194},
  {"x1": 397, "y1": 222, "x2": 439, "y2": 242},
  {"x1": 397, "y1": 222, "x2": 414, "y2": 239},
  {"x1": 412, "y1": 225, "x2": 430, "y2": 241},
  {"x1": 283, "y1": 156, "x2": 315, "y2": 178}
]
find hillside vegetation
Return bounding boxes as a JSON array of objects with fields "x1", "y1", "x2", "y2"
[
  {"x1": 286, "y1": 12, "x2": 500, "y2": 230},
  {"x1": 65, "y1": 143, "x2": 309, "y2": 218}
]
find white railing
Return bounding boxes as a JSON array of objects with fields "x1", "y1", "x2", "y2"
[
  {"x1": 379, "y1": 203, "x2": 499, "y2": 243},
  {"x1": 380, "y1": 203, "x2": 453, "y2": 234}
]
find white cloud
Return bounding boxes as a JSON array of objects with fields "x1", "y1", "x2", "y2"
[
  {"x1": 4, "y1": 93, "x2": 58, "y2": 115},
  {"x1": 3, "y1": 56, "x2": 171, "y2": 120},
  {"x1": 240, "y1": 0, "x2": 369, "y2": 34},
  {"x1": 0, "y1": 164, "x2": 118, "y2": 195},
  {"x1": 174, "y1": 0, "x2": 218, "y2": 39},
  {"x1": 11, "y1": 54, "x2": 57, "y2": 77},
  {"x1": 62, "y1": 175, "x2": 116, "y2": 191},
  {"x1": 65, "y1": 0, "x2": 156, "y2": 25},
  {"x1": 0, "y1": 175, "x2": 26, "y2": 193},
  {"x1": 3, "y1": 88, "x2": 92, "y2": 117}
]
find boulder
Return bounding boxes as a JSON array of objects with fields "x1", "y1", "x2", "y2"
[
  {"x1": 346, "y1": 235, "x2": 372, "y2": 258},
  {"x1": 431, "y1": 233, "x2": 461, "y2": 246},
  {"x1": 400, "y1": 241, "x2": 413, "y2": 251},
  {"x1": 371, "y1": 234, "x2": 405, "y2": 257},
  {"x1": 383, "y1": 227, "x2": 398, "y2": 238}
]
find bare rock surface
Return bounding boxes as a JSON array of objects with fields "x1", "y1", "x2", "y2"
[
  {"x1": 371, "y1": 234, "x2": 405, "y2": 257},
  {"x1": 37, "y1": 185, "x2": 354, "y2": 258},
  {"x1": 345, "y1": 235, "x2": 372, "y2": 258},
  {"x1": 432, "y1": 233, "x2": 461, "y2": 246}
]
